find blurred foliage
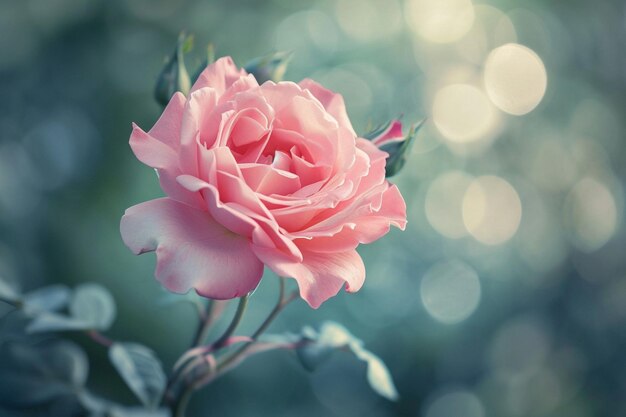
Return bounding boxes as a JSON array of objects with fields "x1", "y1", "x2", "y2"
[{"x1": 0, "y1": 0, "x2": 625, "y2": 416}]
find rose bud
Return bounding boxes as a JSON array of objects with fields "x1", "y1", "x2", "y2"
[
  {"x1": 364, "y1": 119, "x2": 424, "y2": 177},
  {"x1": 154, "y1": 33, "x2": 193, "y2": 107},
  {"x1": 243, "y1": 51, "x2": 293, "y2": 84}
]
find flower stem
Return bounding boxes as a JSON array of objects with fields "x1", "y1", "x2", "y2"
[
  {"x1": 217, "y1": 280, "x2": 298, "y2": 372},
  {"x1": 169, "y1": 295, "x2": 249, "y2": 417},
  {"x1": 87, "y1": 330, "x2": 114, "y2": 347},
  {"x1": 0, "y1": 298, "x2": 21, "y2": 309},
  {"x1": 165, "y1": 299, "x2": 222, "y2": 401},
  {"x1": 211, "y1": 295, "x2": 248, "y2": 350},
  {"x1": 167, "y1": 282, "x2": 298, "y2": 416},
  {"x1": 191, "y1": 299, "x2": 215, "y2": 347},
  {"x1": 172, "y1": 387, "x2": 193, "y2": 417}
]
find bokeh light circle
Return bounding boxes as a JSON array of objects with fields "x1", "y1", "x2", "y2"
[
  {"x1": 420, "y1": 260, "x2": 481, "y2": 324},
  {"x1": 455, "y1": 5, "x2": 518, "y2": 65},
  {"x1": 273, "y1": 10, "x2": 338, "y2": 68},
  {"x1": 335, "y1": 0, "x2": 402, "y2": 41},
  {"x1": 406, "y1": 0, "x2": 476, "y2": 44},
  {"x1": 432, "y1": 84, "x2": 497, "y2": 143},
  {"x1": 462, "y1": 176, "x2": 522, "y2": 245},
  {"x1": 483, "y1": 43, "x2": 547, "y2": 115},
  {"x1": 425, "y1": 171, "x2": 474, "y2": 239},
  {"x1": 565, "y1": 178, "x2": 618, "y2": 252},
  {"x1": 311, "y1": 359, "x2": 380, "y2": 416},
  {"x1": 517, "y1": 193, "x2": 568, "y2": 276},
  {"x1": 489, "y1": 317, "x2": 550, "y2": 378},
  {"x1": 425, "y1": 390, "x2": 485, "y2": 417}
]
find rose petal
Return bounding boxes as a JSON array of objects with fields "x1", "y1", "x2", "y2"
[
  {"x1": 120, "y1": 198, "x2": 264, "y2": 299},
  {"x1": 180, "y1": 87, "x2": 220, "y2": 173},
  {"x1": 259, "y1": 81, "x2": 306, "y2": 114},
  {"x1": 219, "y1": 73, "x2": 259, "y2": 104},
  {"x1": 129, "y1": 124, "x2": 202, "y2": 208},
  {"x1": 148, "y1": 92, "x2": 186, "y2": 150},
  {"x1": 299, "y1": 78, "x2": 356, "y2": 136},
  {"x1": 217, "y1": 107, "x2": 269, "y2": 154},
  {"x1": 177, "y1": 174, "x2": 258, "y2": 237},
  {"x1": 129, "y1": 92, "x2": 185, "y2": 168},
  {"x1": 254, "y1": 246, "x2": 365, "y2": 308},
  {"x1": 176, "y1": 174, "x2": 303, "y2": 263},
  {"x1": 295, "y1": 184, "x2": 407, "y2": 253},
  {"x1": 191, "y1": 56, "x2": 248, "y2": 95},
  {"x1": 240, "y1": 164, "x2": 301, "y2": 196},
  {"x1": 129, "y1": 123, "x2": 178, "y2": 170}
]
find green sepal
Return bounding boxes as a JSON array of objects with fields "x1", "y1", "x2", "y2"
[
  {"x1": 362, "y1": 120, "x2": 395, "y2": 141},
  {"x1": 381, "y1": 119, "x2": 425, "y2": 177},
  {"x1": 154, "y1": 32, "x2": 193, "y2": 107},
  {"x1": 244, "y1": 50, "x2": 293, "y2": 84}
]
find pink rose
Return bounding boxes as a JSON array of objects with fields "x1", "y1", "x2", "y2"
[{"x1": 120, "y1": 57, "x2": 407, "y2": 308}]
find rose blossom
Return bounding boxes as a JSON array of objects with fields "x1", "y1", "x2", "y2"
[{"x1": 120, "y1": 57, "x2": 406, "y2": 308}]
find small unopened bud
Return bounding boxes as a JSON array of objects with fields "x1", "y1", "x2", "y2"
[
  {"x1": 244, "y1": 51, "x2": 293, "y2": 84},
  {"x1": 154, "y1": 33, "x2": 193, "y2": 107},
  {"x1": 364, "y1": 119, "x2": 425, "y2": 177}
]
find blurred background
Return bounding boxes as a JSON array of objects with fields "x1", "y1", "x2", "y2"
[{"x1": 0, "y1": 0, "x2": 625, "y2": 416}]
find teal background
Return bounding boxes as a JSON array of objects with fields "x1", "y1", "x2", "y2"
[{"x1": 0, "y1": 0, "x2": 625, "y2": 416}]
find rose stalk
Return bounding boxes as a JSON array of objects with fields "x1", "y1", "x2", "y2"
[{"x1": 165, "y1": 280, "x2": 298, "y2": 417}]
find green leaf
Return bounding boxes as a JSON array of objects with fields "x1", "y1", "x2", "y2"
[
  {"x1": 70, "y1": 283, "x2": 116, "y2": 331},
  {"x1": 380, "y1": 119, "x2": 425, "y2": 177},
  {"x1": 26, "y1": 283, "x2": 116, "y2": 334},
  {"x1": 0, "y1": 276, "x2": 20, "y2": 303},
  {"x1": 22, "y1": 284, "x2": 71, "y2": 316},
  {"x1": 296, "y1": 342, "x2": 334, "y2": 372},
  {"x1": 26, "y1": 312, "x2": 93, "y2": 333},
  {"x1": 77, "y1": 390, "x2": 109, "y2": 415},
  {"x1": 296, "y1": 321, "x2": 399, "y2": 401},
  {"x1": 0, "y1": 340, "x2": 88, "y2": 406},
  {"x1": 352, "y1": 347, "x2": 399, "y2": 401},
  {"x1": 109, "y1": 343, "x2": 166, "y2": 409},
  {"x1": 110, "y1": 407, "x2": 171, "y2": 417},
  {"x1": 244, "y1": 51, "x2": 293, "y2": 84},
  {"x1": 297, "y1": 323, "x2": 351, "y2": 371}
]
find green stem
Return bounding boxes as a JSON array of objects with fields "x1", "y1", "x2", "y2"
[
  {"x1": 172, "y1": 387, "x2": 193, "y2": 417},
  {"x1": 250, "y1": 279, "x2": 290, "y2": 340},
  {"x1": 165, "y1": 299, "x2": 219, "y2": 402},
  {"x1": 0, "y1": 297, "x2": 22, "y2": 309},
  {"x1": 211, "y1": 295, "x2": 248, "y2": 349},
  {"x1": 169, "y1": 295, "x2": 248, "y2": 417},
  {"x1": 87, "y1": 330, "x2": 114, "y2": 347},
  {"x1": 183, "y1": 282, "x2": 298, "y2": 394},
  {"x1": 191, "y1": 299, "x2": 215, "y2": 347},
  {"x1": 217, "y1": 280, "x2": 297, "y2": 372}
]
